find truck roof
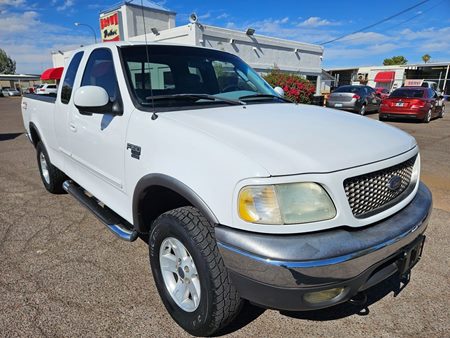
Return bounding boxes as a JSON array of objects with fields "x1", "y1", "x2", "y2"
[{"x1": 71, "y1": 41, "x2": 229, "y2": 54}]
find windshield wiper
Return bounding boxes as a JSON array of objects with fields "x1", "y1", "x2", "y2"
[
  {"x1": 238, "y1": 94, "x2": 292, "y2": 103},
  {"x1": 144, "y1": 93, "x2": 245, "y2": 105}
]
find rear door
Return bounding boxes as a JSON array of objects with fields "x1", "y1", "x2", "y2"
[{"x1": 54, "y1": 51, "x2": 84, "y2": 172}]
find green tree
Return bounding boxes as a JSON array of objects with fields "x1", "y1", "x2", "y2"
[
  {"x1": 0, "y1": 48, "x2": 16, "y2": 74},
  {"x1": 383, "y1": 56, "x2": 408, "y2": 66},
  {"x1": 422, "y1": 54, "x2": 431, "y2": 63}
]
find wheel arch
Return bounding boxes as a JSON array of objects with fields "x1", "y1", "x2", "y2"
[
  {"x1": 132, "y1": 174, "x2": 219, "y2": 233},
  {"x1": 29, "y1": 122, "x2": 42, "y2": 148}
]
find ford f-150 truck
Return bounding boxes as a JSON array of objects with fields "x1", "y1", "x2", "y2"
[{"x1": 21, "y1": 42, "x2": 432, "y2": 336}]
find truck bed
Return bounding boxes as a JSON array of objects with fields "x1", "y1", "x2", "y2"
[{"x1": 23, "y1": 93, "x2": 57, "y2": 104}]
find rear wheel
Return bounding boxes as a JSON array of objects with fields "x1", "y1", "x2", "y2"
[
  {"x1": 423, "y1": 109, "x2": 432, "y2": 123},
  {"x1": 149, "y1": 206, "x2": 242, "y2": 336},
  {"x1": 36, "y1": 142, "x2": 66, "y2": 194}
]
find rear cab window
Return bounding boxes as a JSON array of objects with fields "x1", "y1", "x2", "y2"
[{"x1": 61, "y1": 51, "x2": 84, "y2": 104}]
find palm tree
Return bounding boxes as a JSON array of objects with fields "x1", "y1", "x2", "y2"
[{"x1": 422, "y1": 54, "x2": 431, "y2": 63}]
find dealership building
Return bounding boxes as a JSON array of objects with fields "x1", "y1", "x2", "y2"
[{"x1": 52, "y1": 0, "x2": 324, "y2": 94}]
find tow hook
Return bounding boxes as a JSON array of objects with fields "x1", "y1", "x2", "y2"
[{"x1": 347, "y1": 292, "x2": 367, "y2": 307}]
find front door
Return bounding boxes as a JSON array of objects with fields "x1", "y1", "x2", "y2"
[{"x1": 68, "y1": 47, "x2": 128, "y2": 196}]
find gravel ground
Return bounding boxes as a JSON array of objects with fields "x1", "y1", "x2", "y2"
[{"x1": 0, "y1": 97, "x2": 449, "y2": 337}]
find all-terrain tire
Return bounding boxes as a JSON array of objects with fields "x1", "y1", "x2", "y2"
[
  {"x1": 149, "y1": 206, "x2": 242, "y2": 336},
  {"x1": 36, "y1": 141, "x2": 66, "y2": 194}
]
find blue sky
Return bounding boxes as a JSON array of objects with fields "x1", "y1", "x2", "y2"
[{"x1": 0, "y1": 0, "x2": 449, "y2": 74}]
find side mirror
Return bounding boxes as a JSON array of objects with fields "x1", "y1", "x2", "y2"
[
  {"x1": 273, "y1": 86, "x2": 285, "y2": 97},
  {"x1": 74, "y1": 86, "x2": 122, "y2": 115}
]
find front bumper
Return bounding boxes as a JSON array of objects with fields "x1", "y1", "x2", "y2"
[{"x1": 216, "y1": 182, "x2": 432, "y2": 311}]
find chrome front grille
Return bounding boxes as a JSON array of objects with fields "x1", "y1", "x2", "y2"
[{"x1": 344, "y1": 156, "x2": 417, "y2": 218}]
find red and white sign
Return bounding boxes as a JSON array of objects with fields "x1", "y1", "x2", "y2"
[
  {"x1": 100, "y1": 12, "x2": 120, "y2": 42},
  {"x1": 404, "y1": 79, "x2": 424, "y2": 87}
]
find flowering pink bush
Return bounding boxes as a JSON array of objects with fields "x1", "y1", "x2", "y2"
[{"x1": 263, "y1": 70, "x2": 315, "y2": 104}]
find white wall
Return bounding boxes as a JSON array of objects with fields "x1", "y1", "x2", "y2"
[
  {"x1": 124, "y1": 5, "x2": 176, "y2": 40},
  {"x1": 351, "y1": 65, "x2": 405, "y2": 91},
  {"x1": 130, "y1": 24, "x2": 323, "y2": 76},
  {"x1": 51, "y1": 52, "x2": 73, "y2": 68},
  {"x1": 200, "y1": 25, "x2": 322, "y2": 75}
]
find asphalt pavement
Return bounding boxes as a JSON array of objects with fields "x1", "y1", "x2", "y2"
[{"x1": 0, "y1": 97, "x2": 449, "y2": 337}]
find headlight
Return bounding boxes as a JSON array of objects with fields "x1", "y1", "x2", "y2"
[{"x1": 238, "y1": 182, "x2": 336, "y2": 225}]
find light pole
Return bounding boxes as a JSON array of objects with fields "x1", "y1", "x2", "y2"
[{"x1": 74, "y1": 22, "x2": 97, "y2": 44}]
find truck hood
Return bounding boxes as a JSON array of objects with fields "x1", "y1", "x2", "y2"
[{"x1": 166, "y1": 103, "x2": 416, "y2": 176}]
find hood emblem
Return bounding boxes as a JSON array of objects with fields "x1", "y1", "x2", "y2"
[{"x1": 387, "y1": 175, "x2": 402, "y2": 191}]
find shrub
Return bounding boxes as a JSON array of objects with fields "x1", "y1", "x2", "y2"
[{"x1": 263, "y1": 70, "x2": 315, "y2": 104}]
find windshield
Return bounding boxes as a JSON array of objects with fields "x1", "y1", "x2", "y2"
[
  {"x1": 390, "y1": 89, "x2": 425, "y2": 98},
  {"x1": 120, "y1": 45, "x2": 281, "y2": 110}
]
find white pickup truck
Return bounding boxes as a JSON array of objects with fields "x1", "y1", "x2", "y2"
[{"x1": 22, "y1": 42, "x2": 432, "y2": 336}]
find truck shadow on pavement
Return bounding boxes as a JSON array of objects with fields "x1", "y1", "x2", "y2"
[
  {"x1": 216, "y1": 274, "x2": 405, "y2": 336},
  {"x1": 0, "y1": 133, "x2": 22, "y2": 141}
]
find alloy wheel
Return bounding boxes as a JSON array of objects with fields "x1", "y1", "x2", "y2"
[{"x1": 159, "y1": 237, "x2": 201, "y2": 312}]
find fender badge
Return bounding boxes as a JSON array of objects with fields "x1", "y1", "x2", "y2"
[{"x1": 127, "y1": 143, "x2": 141, "y2": 160}]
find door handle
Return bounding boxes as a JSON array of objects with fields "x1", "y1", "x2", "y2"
[{"x1": 69, "y1": 123, "x2": 77, "y2": 132}]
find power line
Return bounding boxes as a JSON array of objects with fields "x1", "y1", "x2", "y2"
[
  {"x1": 335, "y1": 0, "x2": 445, "y2": 44},
  {"x1": 318, "y1": 0, "x2": 430, "y2": 45}
]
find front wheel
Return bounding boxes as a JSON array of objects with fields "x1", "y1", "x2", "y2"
[{"x1": 149, "y1": 207, "x2": 242, "y2": 336}]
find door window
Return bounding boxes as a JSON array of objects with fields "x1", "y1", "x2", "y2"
[
  {"x1": 81, "y1": 48, "x2": 119, "y2": 101},
  {"x1": 61, "y1": 51, "x2": 84, "y2": 104}
]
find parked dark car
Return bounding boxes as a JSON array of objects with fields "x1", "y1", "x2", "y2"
[
  {"x1": 326, "y1": 85, "x2": 381, "y2": 115},
  {"x1": 379, "y1": 87, "x2": 445, "y2": 123}
]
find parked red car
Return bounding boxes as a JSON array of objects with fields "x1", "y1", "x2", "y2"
[
  {"x1": 379, "y1": 87, "x2": 445, "y2": 123},
  {"x1": 375, "y1": 87, "x2": 390, "y2": 100}
]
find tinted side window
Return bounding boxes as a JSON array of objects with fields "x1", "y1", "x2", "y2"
[
  {"x1": 61, "y1": 51, "x2": 84, "y2": 104},
  {"x1": 81, "y1": 48, "x2": 118, "y2": 100}
]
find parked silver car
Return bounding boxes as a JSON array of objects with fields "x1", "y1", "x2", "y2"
[
  {"x1": 326, "y1": 85, "x2": 381, "y2": 115},
  {"x1": 1, "y1": 87, "x2": 21, "y2": 97}
]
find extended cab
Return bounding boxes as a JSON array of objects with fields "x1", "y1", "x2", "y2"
[{"x1": 22, "y1": 42, "x2": 432, "y2": 336}]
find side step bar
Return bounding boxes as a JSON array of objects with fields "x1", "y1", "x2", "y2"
[{"x1": 63, "y1": 180, "x2": 138, "y2": 242}]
